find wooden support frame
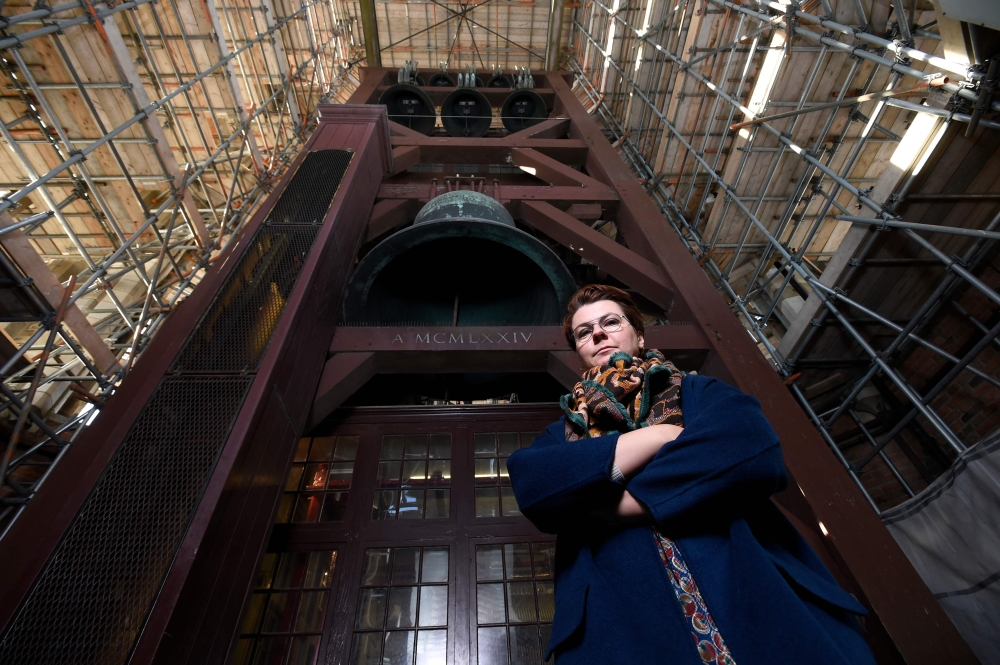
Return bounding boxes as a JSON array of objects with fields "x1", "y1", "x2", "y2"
[
  {"x1": 309, "y1": 325, "x2": 709, "y2": 427},
  {"x1": 322, "y1": 67, "x2": 974, "y2": 663},
  {"x1": 0, "y1": 212, "x2": 121, "y2": 374}
]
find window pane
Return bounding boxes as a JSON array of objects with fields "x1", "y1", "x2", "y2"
[
  {"x1": 498, "y1": 458, "x2": 511, "y2": 485},
  {"x1": 504, "y1": 544, "x2": 532, "y2": 579},
  {"x1": 475, "y1": 459, "x2": 498, "y2": 485},
  {"x1": 320, "y1": 492, "x2": 349, "y2": 522},
  {"x1": 242, "y1": 592, "x2": 267, "y2": 633},
  {"x1": 422, "y1": 548, "x2": 449, "y2": 584},
  {"x1": 532, "y1": 544, "x2": 555, "y2": 579},
  {"x1": 540, "y1": 625, "x2": 553, "y2": 663},
  {"x1": 351, "y1": 632, "x2": 383, "y2": 665},
  {"x1": 276, "y1": 495, "x2": 294, "y2": 524},
  {"x1": 294, "y1": 438, "x2": 311, "y2": 462},
  {"x1": 386, "y1": 586, "x2": 418, "y2": 628},
  {"x1": 302, "y1": 464, "x2": 328, "y2": 491},
  {"x1": 377, "y1": 461, "x2": 402, "y2": 488},
  {"x1": 425, "y1": 489, "x2": 450, "y2": 519},
  {"x1": 520, "y1": 433, "x2": 540, "y2": 449},
  {"x1": 475, "y1": 488, "x2": 499, "y2": 518},
  {"x1": 392, "y1": 548, "x2": 421, "y2": 585},
  {"x1": 356, "y1": 587, "x2": 388, "y2": 630},
  {"x1": 501, "y1": 487, "x2": 521, "y2": 517},
  {"x1": 381, "y1": 435, "x2": 406, "y2": 460},
  {"x1": 398, "y1": 490, "x2": 425, "y2": 519},
  {"x1": 507, "y1": 582, "x2": 537, "y2": 623},
  {"x1": 233, "y1": 638, "x2": 254, "y2": 665},
  {"x1": 383, "y1": 630, "x2": 416, "y2": 665},
  {"x1": 256, "y1": 553, "x2": 277, "y2": 589},
  {"x1": 536, "y1": 582, "x2": 554, "y2": 621},
  {"x1": 304, "y1": 551, "x2": 336, "y2": 588},
  {"x1": 473, "y1": 433, "x2": 496, "y2": 456},
  {"x1": 261, "y1": 592, "x2": 292, "y2": 633},
  {"x1": 428, "y1": 434, "x2": 452, "y2": 459},
  {"x1": 335, "y1": 435, "x2": 360, "y2": 461},
  {"x1": 309, "y1": 437, "x2": 336, "y2": 461},
  {"x1": 477, "y1": 626, "x2": 509, "y2": 665},
  {"x1": 287, "y1": 635, "x2": 321, "y2": 665},
  {"x1": 402, "y1": 460, "x2": 427, "y2": 487},
  {"x1": 418, "y1": 586, "x2": 448, "y2": 627},
  {"x1": 252, "y1": 636, "x2": 288, "y2": 665},
  {"x1": 295, "y1": 590, "x2": 327, "y2": 632},
  {"x1": 372, "y1": 491, "x2": 398, "y2": 520},
  {"x1": 477, "y1": 583, "x2": 506, "y2": 624},
  {"x1": 509, "y1": 625, "x2": 541, "y2": 665},
  {"x1": 415, "y1": 629, "x2": 447, "y2": 665},
  {"x1": 476, "y1": 545, "x2": 504, "y2": 581},
  {"x1": 293, "y1": 494, "x2": 323, "y2": 523},
  {"x1": 285, "y1": 465, "x2": 304, "y2": 491},
  {"x1": 361, "y1": 549, "x2": 392, "y2": 586},
  {"x1": 405, "y1": 434, "x2": 429, "y2": 459},
  {"x1": 274, "y1": 552, "x2": 307, "y2": 589},
  {"x1": 427, "y1": 460, "x2": 451, "y2": 487},
  {"x1": 328, "y1": 462, "x2": 354, "y2": 489},
  {"x1": 498, "y1": 433, "x2": 520, "y2": 456}
]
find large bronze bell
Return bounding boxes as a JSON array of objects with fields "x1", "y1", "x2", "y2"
[{"x1": 343, "y1": 191, "x2": 576, "y2": 325}]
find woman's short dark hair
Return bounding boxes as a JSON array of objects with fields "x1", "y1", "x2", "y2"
[{"x1": 563, "y1": 284, "x2": 645, "y2": 347}]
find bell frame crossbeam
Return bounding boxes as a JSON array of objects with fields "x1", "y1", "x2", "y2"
[{"x1": 314, "y1": 65, "x2": 976, "y2": 663}]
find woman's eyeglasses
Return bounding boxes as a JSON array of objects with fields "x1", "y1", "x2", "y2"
[{"x1": 573, "y1": 314, "x2": 630, "y2": 345}]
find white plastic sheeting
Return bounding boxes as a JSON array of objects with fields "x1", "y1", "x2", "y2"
[{"x1": 883, "y1": 430, "x2": 1000, "y2": 664}]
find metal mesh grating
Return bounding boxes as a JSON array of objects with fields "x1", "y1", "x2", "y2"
[
  {"x1": 171, "y1": 225, "x2": 320, "y2": 373},
  {"x1": 0, "y1": 148, "x2": 353, "y2": 664},
  {"x1": 0, "y1": 376, "x2": 253, "y2": 665},
  {"x1": 264, "y1": 149, "x2": 353, "y2": 226}
]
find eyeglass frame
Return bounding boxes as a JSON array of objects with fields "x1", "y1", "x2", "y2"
[{"x1": 571, "y1": 313, "x2": 632, "y2": 346}]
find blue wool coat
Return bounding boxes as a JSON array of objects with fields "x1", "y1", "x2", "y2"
[{"x1": 507, "y1": 374, "x2": 877, "y2": 665}]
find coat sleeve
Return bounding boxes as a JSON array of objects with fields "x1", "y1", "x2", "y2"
[
  {"x1": 627, "y1": 377, "x2": 788, "y2": 525},
  {"x1": 506, "y1": 419, "x2": 624, "y2": 534}
]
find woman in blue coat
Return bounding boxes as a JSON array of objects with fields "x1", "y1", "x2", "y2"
[{"x1": 507, "y1": 285, "x2": 877, "y2": 665}]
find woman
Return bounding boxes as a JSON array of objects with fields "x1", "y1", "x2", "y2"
[{"x1": 507, "y1": 285, "x2": 876, "y2": 665}]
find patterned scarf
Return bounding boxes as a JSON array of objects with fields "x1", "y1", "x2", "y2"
[
  {"x1": 561, "y1": 349, "x2": 684, "y2": 441},
  {"x1": 559, "y1": 349, "x2": 737, "y2": 665}
]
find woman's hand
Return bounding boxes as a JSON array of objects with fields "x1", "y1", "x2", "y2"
[
  {"x1": 613, "y1": 424, "x2": 683, "y2": 479},
  {"x1": 615, "y1": 490, "x2": 646, "y2": 522}
]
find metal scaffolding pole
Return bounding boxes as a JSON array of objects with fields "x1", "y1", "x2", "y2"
[
  {"x1": 0, "y1": 0, "x2": 362, "y2": 534},
  {"x1": 569, "y1": 0, "x2": 1000, "y2": 513}
]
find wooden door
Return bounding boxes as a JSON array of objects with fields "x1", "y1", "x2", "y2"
[{"x1": 233, "y1": 404, "x2": 562, "y2": 665}]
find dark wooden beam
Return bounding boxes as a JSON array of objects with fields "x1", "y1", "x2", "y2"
[
  {"x1": 388, "y1": 145, "x2": 421, "y2": 176},
  {"x1": 547, "y1": 351, "x2": 584, "y2": 390},
  {"x1": 566, "y1": 203, "x2": 602, "y2": 220},
  {"x1": 328, "y1": 325, "x2": 705, "y2": 354},
  {"x1": 365, "y1": 198, "x2": 416, "y2": 243},
  {"x1": 345, "y1": 68, "x2": 387, "y2": 105},
  {"x1": 310, "y1": 325, "x2": 710, "y2": 426},
  {"x1": 510, "y1": 148, "x2": 608, "y2": 189},
  {"x1": 520, "y1": 201, "x2": 675, "y2": 313},
  {"x1": 307, "y1": 352, "x2": 377, "y2": 429},
  {"x1": 506, "y1": 117, "x2": 570, "y2": 140},
  {"x1": 378, "y1": 183, "x2": 618, "y2": 205},
  {"x1": 389, "y1": 136, "x2": 589, "y2": 166}
]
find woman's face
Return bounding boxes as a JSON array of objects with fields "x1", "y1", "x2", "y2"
[{"x1": 571, "y1": 300, "x2": 644, "y2": 368}]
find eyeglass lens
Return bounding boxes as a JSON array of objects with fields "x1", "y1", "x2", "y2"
[{"x1": 574, "y1": 315, "x2": 624, "y2": 343}]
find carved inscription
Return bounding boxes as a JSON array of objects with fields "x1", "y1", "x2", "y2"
[{"x1": 395, "y1": 332, "x2": 535, "y2": 344}]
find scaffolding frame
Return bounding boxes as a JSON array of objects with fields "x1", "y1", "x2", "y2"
[
  {"x1": 0, "y1": 0, "x2": 363, "y2": 536},
  {"x1": 568, "y1": 0, "x2": 1000, "y2": 513}
]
